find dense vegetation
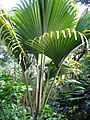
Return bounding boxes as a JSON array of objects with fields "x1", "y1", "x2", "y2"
[{"x1": 0, "y1": 0, "x2": 90, "y2": 119}]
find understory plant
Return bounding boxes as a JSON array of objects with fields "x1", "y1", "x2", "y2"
[
  {"x1": 0, "y1": 74, "x2": 28, "y2": 120},
  {"x1": 0, "y1": 0, "x2": 90, "y2": 119},
  {"x1": 48, "y1": 52, "x2": 90, "y2": 120}
]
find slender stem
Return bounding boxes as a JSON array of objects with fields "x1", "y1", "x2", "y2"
[
  {"x1": 44, "y1": 80, "x2": 54, "y2": 105},
  {"x1": 36, "y1": 65, "x2": 40, "y2": 110},
  {"x1": 42, "y1": 62, "x2": 52, "y2": 107},
  {"x1": 22, "y1": 70, "x2": 33, "y2": 115},
  {"x1": 44, "y1": 65, "x2": 62, "y2": 105},
  {"x1": 42, "y1": 78, "x2": 48, "y2": 107},
  {"x1": 35, "y1": 54, "x2": 45, "y2": 118},
  {"x1": 14, "y1": 58, "x2": 16, "y2": 81}
]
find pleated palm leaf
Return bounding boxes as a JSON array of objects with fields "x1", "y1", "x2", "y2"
[
  {"x1": 12, "y1": 0, "x2": 77, "y2": 52},
  {"x1": 0, "y1": 10, "x2": 31, "y2": 71},
  {"x1": 11, "y1": 0, "x2": 90, "y2": 65},
  {"x1": 26, "y1": 28, "x2": 87, "y2": 67},
  {"x1": 1, "y1": 0, "x2": 89, "y2": 73}
]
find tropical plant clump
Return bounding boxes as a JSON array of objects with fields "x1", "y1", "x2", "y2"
[{"x1": 0, "y1": 0, "x2": 90, "y2": 119}]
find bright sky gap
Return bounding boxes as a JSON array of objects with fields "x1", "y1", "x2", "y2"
[{"x1": 0, "y1": 0, "x2": 87, "y2": 14}]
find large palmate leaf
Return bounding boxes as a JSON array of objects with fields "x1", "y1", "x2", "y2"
[
  {"x1": 26, "y1": 28, "x2": 87, "y2": 67},
  {"x1": 12, "y1": 0, "x2": 77, "y2": 51},
  {"x1": 0, "y1": 10, "x2": 31, "y2": 71}
]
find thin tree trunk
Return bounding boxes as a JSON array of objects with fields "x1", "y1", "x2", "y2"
[
  {"x1": 22, "y1": 70, "x2": 33, "y2": 115},
  {"x1": 35, "y1": 54, "x2": 45, "y2": 119}
]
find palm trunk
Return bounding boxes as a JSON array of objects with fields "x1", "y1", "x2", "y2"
[
  {"x1": 35, "y1": 1, "x2": 46, "y2": 119},
  {"x1": 35, "y1": 54, "x2": 45, "y2": 119},
  {"x1": 22, "y1": 70, "x2": 33, "y2": 115}
]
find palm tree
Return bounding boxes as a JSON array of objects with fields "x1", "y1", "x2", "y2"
[{"x1": 0, "y1": 0, "x2": 90, "y2": 119}]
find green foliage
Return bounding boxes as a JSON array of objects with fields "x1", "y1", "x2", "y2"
[
  {"x1": 0, "y1": 10, "x2": 31, "y2": 71},
  {"x1": 0, "y1": 74, "x2": 26, "y2": 104},
  {"x1": 0, "y1": 104, "x2": 27, "y2": 120},
  {"x1": 80, "y1": 54, "x2": 90, "y2": 76},
  {"x1": 0, "y1": 74, "x2": 29, "y2": 120},
  {"x1": 48, "y1": 53, "x2": 90, "y2": 120},
  {"x1": 12, "y1": 0, "x2": 77, "y2": 42},
  {"x1": 49, "y1": 77, "x2": 90, "y2": 119},
  {"x1": 41, "y1": 105, "x2": 66, "y2": 120},
  {"x1": 26, "y1": 28, "x2": 87, "y2": 67},
  {"x1": 0, "y1": 53, "x2": 35, "y2": 119},
  {"x1": 0, "y1": 0, "x2": 90, "y2": 119}
]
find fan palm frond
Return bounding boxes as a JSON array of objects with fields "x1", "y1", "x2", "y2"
[
  {"x1": 26, "y1": 28, "x2": 87, "y2": 67},
  {"x1": 12, "y1": 0, "x2": 77, "y2": 51},
  {"x1": 0, "y1": 10, "x2": 31, "y2": 71}
]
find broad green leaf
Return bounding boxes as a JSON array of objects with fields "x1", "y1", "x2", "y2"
[
  {"x1": 12, "y1": 0, "x2": 77, "y2": 52},
  {"x1": 26, "y1": 28, "x2": 87, "y2": 67}
]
